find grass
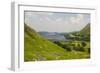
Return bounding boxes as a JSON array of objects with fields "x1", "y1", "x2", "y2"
[{"x1": 24, "y1": 24, "x2": 90, "y2": 62}]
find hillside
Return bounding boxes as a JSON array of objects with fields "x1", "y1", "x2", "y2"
[
  {"x1": 24, "y1": 24, "x2": 89, "y2": 62},
  {"x1": 24, "y1": 24, "x2": 68, "y2": 61},
  {"x1": 80, "y1": 23, "x2": 90, "y2": 35}
]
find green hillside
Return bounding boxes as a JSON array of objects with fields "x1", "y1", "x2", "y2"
[
  {"x1": 80, "y1": 23, "x2": 90, "y2": 35},
  {"x1": 24, "y1": 24, "x2": 89, "y2": 62}
]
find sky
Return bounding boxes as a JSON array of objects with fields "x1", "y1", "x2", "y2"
[{"x1": 24, "y1": 11, "x2": 90, "y2": 33}]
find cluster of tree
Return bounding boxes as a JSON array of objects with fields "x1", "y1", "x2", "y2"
[
  {"x1": 53, "y1": 41, "x2": 90, "y2": 53},
  {"x1": 64, "y1": 33, "x2": 90, "y2": 41}
]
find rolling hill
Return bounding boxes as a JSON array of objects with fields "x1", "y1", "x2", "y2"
[{"x1": 24, "y1": 24, "x2": 89, "y2": 62}]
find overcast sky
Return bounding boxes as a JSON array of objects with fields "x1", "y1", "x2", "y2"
[{"x1": 25, "y1": 11, "x2": 90, "y2": 33}]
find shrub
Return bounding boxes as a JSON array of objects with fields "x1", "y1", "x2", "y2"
[
  {"x1": 53, "y1": 41, "x2": 62, "y2": 46},
  {"x1": 73, "y1": 46, "x2": 85, "y2": 52},
  {"x1": 81, "y1": 42, "x2": 87, "y2": 47},
  {"x1": 78, "y1": 47, "x2": 85, "y2": 52},
  {"x1": 62, "y1": 45, "x2": 72, "y2": 51}
]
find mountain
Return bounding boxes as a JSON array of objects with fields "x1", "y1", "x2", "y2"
[
  {"x1": 24, "y1": 24, "x2": 69, "y2": 61},
  {"x1": 80, "y1": 23, "x2": 90, "y2": 35},
  {"x1": 38, "y1": 32, "x2": 66, "y2": 41}
]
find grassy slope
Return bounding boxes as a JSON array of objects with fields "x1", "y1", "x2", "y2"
[
  {"x1": 24, "y1": 24, "x2": 89, "y2": 62},
  {"x1": 80, "y1": 23, "x2": 90, "y2": 52},
  {"x1": 80, "y1": 23, "x2": 90, "y2": 35}
]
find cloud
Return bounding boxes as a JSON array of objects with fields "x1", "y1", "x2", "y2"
[
  {"x1": 25, "y1": 11, "x2": 55, "y2": 25},
  {"x1": 70, "y1": 14, "x2": 84, "y2": 25},
  {"x1": 25, "y1": 11, "x2": 54, "y2": 17},
  {"x1": 25, "y1": 12, "x2": 90, "y2": 32}
]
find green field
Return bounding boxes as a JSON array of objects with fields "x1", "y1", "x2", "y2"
[{"x1": 24, "y1": 24, "x2": 90, "y2": 62}]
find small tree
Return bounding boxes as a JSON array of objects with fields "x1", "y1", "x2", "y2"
[
  {"x1": 81, "y1": 42, "x2": 87, "y2": 47},
  {"x1": 62, "y1": 45, "x2": 72, "y2": 51},
  {"x1": 53, "y1": 41, "x2": 63, "y2": 47}
]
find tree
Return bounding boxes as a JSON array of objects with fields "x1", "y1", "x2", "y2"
[
  {"x1": 53, "y1": 41, "x2": 62, "y2": 47},
  {"x1": 62, "y1": 45, "x2": 72, "y2": 51},
  {"x1": 81, "y1": 42, "x2": 87, "y2": 47}
]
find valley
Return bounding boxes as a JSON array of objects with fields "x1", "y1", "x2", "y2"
[{"x1": 24, "y1": 23, "x2": 90, "y2": 62}]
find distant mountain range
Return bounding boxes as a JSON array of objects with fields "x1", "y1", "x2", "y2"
[
  {"x1": 38, "y1": 32, "x2": 67, "y2": 41},
  {"x1": 38, "y1": 23, "x2": 90, "y2": 41}
]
